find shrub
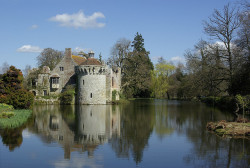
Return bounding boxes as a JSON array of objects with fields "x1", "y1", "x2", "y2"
[
  {"x1": 0, "y1": 103, "x2": 14, "y2": 112},
  {"x1": 0, "y1": 112, "x2": 15, "y2": 118},
  {"x1": 60, "y1": 92, "x2": 74, "y2": 104},
  {"x1": 8, "y1": 90, "x2": 34, "y2": 109},
  {"x1": 0, "y1": 66, "x2": 34, "y2": 109},
  {"x1": 112, "y1": 90, "x2": 117, "y2": 101}
]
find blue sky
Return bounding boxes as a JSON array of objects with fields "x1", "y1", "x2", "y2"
[{"x1": 0, "y1": 0, "x2": 240, "y2": 71}]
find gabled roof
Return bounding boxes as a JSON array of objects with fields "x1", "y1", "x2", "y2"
[
  {"x1": 80, "y1": 58, "x2": 102, "y2": 66},
  {"x1": 72, "y1": 55, "x2": 87, "y2": 65}
]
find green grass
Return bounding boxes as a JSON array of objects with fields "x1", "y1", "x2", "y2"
[
  {"x1": 0, "y1": 103, "x2": 32, "y2": 128},
  {"x1": 0, "y1": 110, "x2": 32, "y2": 128}
]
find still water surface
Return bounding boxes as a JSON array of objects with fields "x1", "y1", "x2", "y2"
[{"x1": 0, "y1": 99, "x2": 249, "y2": 168}]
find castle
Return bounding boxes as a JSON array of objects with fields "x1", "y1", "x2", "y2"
[{"x1": 31, "y1": 48, "x2": 121, "y2": 104}]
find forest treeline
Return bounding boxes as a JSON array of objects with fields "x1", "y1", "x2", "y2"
[{"x1": 109, "y1": 2, "x2": 249, "y2": 99}]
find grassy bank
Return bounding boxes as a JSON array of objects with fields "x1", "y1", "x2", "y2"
[
  {"x1": 207, "y1": 120, "x2": 250, "y2": 139},
  {"x1": 0, "y1": 104, "x2": 32, "y2": 128}
]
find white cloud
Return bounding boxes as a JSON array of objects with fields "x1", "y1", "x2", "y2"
[
  {"x1": 170, "y1": 56, "x2": 186, "y2": 64},
  {"x1": 31, "y1": 24, "x2": 38, "y2": 29},
  {"x1": 74, "y1": 47, "x2": 87, "y2": 52},
  {"x1": 49, "y1": 10, "x2": 105, "y2": 29},
  {"x1": 17, "y1": 45, "x2": 43, "y2": 53}
]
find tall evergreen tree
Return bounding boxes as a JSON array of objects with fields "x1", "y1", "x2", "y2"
[{"x1": 122, "y1": 33, "x2": 153, "y2": 98}]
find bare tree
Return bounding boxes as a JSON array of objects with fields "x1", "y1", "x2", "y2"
[
  {"x1": 37, "y1": 48, "x2": 63, "y2": 70},
  {"x1": 23, "y1": 65, "x2": 32, "y2": 78},
  {"x1": 0, "y1": 62, "x2": 10, "y2": 74},
  {"x1": 204, "y1": 4, "x2": 240, "y2": 85},
  {"x1": 107, "y1": 38, "x2": 131, "y2": 74}
]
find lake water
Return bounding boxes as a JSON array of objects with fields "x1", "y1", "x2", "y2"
[{"x1": 0, "y1": 99, "x2": 249, "y2": 168}]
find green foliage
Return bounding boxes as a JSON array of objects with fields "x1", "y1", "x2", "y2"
[
  {"x1": 151, "y1": 60, "x2": 175, "y2": 98},
  {"x1": 8, "y1": 89, "x2": 34, "y2": 109},
  {"x1": 236, "y1": 94, "x2": 250, "y2": 118},
  {"x1": 0, "y1": 103, "x2": 14, "y2": 112},
  {"x1": 122, "y1": 33, "x2": 153, "y2": 98},
  {"x1": 0, "y1": 109, "x2": 32, "y2": 128},
  {"x1": 59, "y1": 86, "x2": 75, "y2": 104},
  {"x1": 112, "y1": 90, "x2": 117, "y2": 101},
  {"x1": 201, "y1": 96, "x2": 236, "y2": 111},
  {"x1": 0, "y1": 112, "x2": 14, "y2": 118},
  {"x1": 0, "y1": 66, "x2": 34, "y2": 109}
]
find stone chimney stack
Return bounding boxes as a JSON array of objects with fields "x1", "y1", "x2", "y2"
[{"x1": 65, "y1": 48, "x2": 72, "y2": 59}]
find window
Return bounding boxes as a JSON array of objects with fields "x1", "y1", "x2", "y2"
[
  {"x1": 112, "y1": 77, "x2": 114, "y2": 87},
  {"x1": 83, "y1": 80, "x2": 84, "y2": 85},
  {"x1": 60, "y1": 67, "x2": 64, "y2": 71},
  {"x1": 51, "y1": 78, "x2": 59, "y2": 84},
  {"x1": 43, "y1": 90, "x2": 47, "y2": 96},
  {"x1": 90, "y1": 93, "x2": 92, "y2": 98}
]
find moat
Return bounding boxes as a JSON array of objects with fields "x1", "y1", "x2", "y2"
[{"x1": 0, "y1": 99, "x2": 249, "y2": 168}]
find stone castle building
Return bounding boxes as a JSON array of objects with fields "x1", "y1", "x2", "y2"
[{"x1": 31, "y1": 48, "x2": 121, "y2": 104}]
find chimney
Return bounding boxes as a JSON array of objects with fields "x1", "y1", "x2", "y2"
[
  {"x1": 88, "y1": 50, "x2": 95, "y2": 58},
  {"x1": 65, "y1": 48, "x2": 72, "y2": 59}
]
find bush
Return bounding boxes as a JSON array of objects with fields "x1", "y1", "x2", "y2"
[
  {"x1": 59, "y1": 86, "x2": 75, "y2": 105},
  {"x1": 8, "y1": 90, "x2": 34, "y2": 109},
  {"x1": 0, "y1": 112, "x2": 15, "y2": 118},
  {"x1": 0, "y1": 104, "x2": 14, "y2": 112},
  {"x1": 0, "y1": 66, "x2": 34, "y2": 109},
  {"x1": 59, "y1": 91, "x2": 74, "y2": 104}
]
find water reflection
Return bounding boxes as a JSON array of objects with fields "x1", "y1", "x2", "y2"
[
  {"x1": 110, "y1": 100, "x2": 155, "y2": 164},
  {"x1": 30, "y1": 105, "x2": 121, "y2": 159},
  {"x1": 0, "y1": 100, "x2": 249, "y2": 168}
]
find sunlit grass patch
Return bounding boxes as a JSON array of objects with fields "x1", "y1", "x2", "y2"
[
  {"x1": 0, "y1": 104, "x2": 32, "y2": 128},
  {"x1": 0, "y1": 104, "x2": 14, "y2": 112}
]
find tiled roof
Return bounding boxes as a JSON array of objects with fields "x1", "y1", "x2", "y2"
[
  {"x1": 72, "y1": 55, "x2": 87, "y2": 65},
  {"x1": 51, "y1": 73, "x2": 60, "y2": 78},
  {"x1": 80, "y1": 58, "x2": 102, "y2": 65}
]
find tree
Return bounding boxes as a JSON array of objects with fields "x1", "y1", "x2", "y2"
[
  {"x1": 0, "y1": 62, "x2": 10, "y2": 74},
  {"x1": 107, "y1": 38, "x2": 131, "y2": 74},
  {"x1": 37, "y1": 48, "x2": 63, "y2": 70},
  {"x1": 23, "y1": 65, "x2": 31, "y2": 78},
  {"x1": 151, "y1": 58, "x2": 175, "y2": 98},
  {"x1": 231, "y1": 1, "x2": 250, "y2": 95},
  {"x1": 184, "y1": 39, "x2": 229, "y2": 97},
  {"x1": 0, "y1": 66, "x2": 34, "y2": 109},
  {"x1": 204, "y1": 4, "x2": 240, "y2": 94},
  {"x1": 122, "y1": 33, "x2": 153, "y2": 98}
]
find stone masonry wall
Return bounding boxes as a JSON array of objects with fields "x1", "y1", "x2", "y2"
[
  {"x1": 78, "y1": 72, "x2": 106, "y2": 104},
  {"x1": 50, "y1": 48, "x2": 77, "y2": 95},
  {"x1": 105, "y1": 67, "x2": 112, "y2": 103}
]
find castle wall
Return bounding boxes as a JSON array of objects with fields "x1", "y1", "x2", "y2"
[
  {"x1": 105, "y1": 67, "x2": 112, "y2": 103},
  {"x1": 37, "y1": 73, "x2": 50, "y2": 96},
  {"x1": 50, "y1": 48, "x2": 77, "y2": 95},
  {"x1": 77, "y1": 65, "x2": 106, "y2": 104},
  {"x1": 111, "y1": 67, "x2": 121, "y2": 100}
]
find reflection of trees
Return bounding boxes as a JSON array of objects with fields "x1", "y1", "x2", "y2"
[
  {"x1": 0, "y1": 128, "x2": 23, "y2": 151},
  {"x1": 166, "y1": 101, "x2": 250, "y2": 168},
  {"x1": 110, "y1": 99, "x2": 155, "y2": 164},
  {"x1": 0, "y1": 115, "x2": 34, "y2": 151},
  {"x1": 154, "y1": 99, "x2": 174, "y2": 139}
]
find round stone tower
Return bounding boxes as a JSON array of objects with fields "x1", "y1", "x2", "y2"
[{"x1": 75, "y1": 57, "x2": 106, "y2": 104}]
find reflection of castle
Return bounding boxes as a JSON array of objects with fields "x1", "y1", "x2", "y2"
[{"x1": 32, "y1": 105, "x2": 120, "y2": 159}]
